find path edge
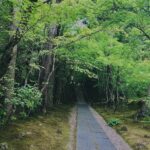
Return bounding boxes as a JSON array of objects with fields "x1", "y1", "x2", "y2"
[{"x1": 68, "y1": 105, "x2": 77, "y2": 150}]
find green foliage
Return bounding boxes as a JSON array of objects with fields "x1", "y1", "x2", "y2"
[
  {"x1": 0, "y1": 0, "x2": 150, "y2": 123},
  {"x1": 142, "y1": 116, "x2": 150, "y2": 122},
  {"x1": 10, "y1": 85, "x2": 42, "y2": 118},
  {"x1": 108, "y1": 118, "x2": 122, "y2": 127}
]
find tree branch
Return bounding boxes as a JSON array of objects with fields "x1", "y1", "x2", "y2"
[{"x1": 136, "y1": 26, "x2": 150, "y2": 40}]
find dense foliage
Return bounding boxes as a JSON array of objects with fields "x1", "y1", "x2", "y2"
[{"x1": 0, "y1": 0, "x2": 149, "y2": 124}]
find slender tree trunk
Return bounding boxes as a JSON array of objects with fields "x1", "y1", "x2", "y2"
[
  {"x1": 114, "y1": 68, "x2": 120, "y2": 112},
  {"x1": 4, "y1": 5, "x2": 18, "y2": 120},
  {"x1": 5, "y1": 45, "x2": 17, "y2": 118},
  {"x1": 106, "y1": 65, "x2": 114, "y2": 106}
]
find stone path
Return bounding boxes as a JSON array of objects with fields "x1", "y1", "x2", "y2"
[{"x1": 76, "y1": 102, "x2": 116, "y2": 150}]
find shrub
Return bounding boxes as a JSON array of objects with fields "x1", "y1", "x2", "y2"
[
  {"x1": 10, "y1": 85, "x2": 42, "y2": 118},
  {"x1": 108, "y1": 118, "x2": 121, "y2": 127}
]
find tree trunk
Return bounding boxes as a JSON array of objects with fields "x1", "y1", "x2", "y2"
[
  {"x1": 39, "y1": 0, "x2": 62, "y2": 113},
  {"x1": 106, "y1": 65, "x2": 114, "y2": 106},
  {"x1": 4, "y1": 5, "x2": 18, "y2": 120},
  {"x1": 114, "y1": 68, "x2": 120, "y2": 112},
  {"x1": 4, "y1": 45, "x2": 17, "y2": 118},
  {"x1": 39, "y1": 25, "x2": 59, "y2": 113}
]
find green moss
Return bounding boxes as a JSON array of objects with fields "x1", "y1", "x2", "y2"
[
  {"x1": 0, "y1": 105, "x2": 72, "y2": 150},
  {"x1": 94, "y1": 106, "x2": 150, "y2": 150}
]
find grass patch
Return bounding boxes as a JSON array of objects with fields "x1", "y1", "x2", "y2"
[
  {"x1": 93, "y1": 105, "x2": 150, "y2": 150},
  {"x1": 0, "y1": 105, "x2": 72, "y2": 150}
]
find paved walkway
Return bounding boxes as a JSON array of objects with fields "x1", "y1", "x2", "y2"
[
  {"x1": 76, "y1": 102, "x2": 116, "y2": 150},
  {"x1": 75, "y1": 88, "x2": 131, "y2": 150}
]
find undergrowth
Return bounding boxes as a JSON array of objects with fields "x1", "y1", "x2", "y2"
[{"x1": 0, "y1": 105, "x2": 72, "y2": 150}]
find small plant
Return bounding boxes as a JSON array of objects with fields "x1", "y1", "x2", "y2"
[
  {"x1": 141, "y1": 116, "x2": 150, "y2": 124},
  {"x1": 108, "y1": 118, "x2": 121, "y2": 127}
]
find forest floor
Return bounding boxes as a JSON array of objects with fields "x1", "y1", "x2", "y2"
[
  {"x1": 0, "y1": 105, "x2": 73, "y2": 150},
  {"x1": 0, "y1": 102, "x2": 149, "y2": 150},
  {"x1": 94, "y1": 106, "x2": 150, "y2": 150}
]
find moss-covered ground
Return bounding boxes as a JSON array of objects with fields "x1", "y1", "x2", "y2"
[
  {"x1": 0, "y1": 105, "x2": 72, "y2": 150},
  {"x1": 94, "y1": 105, "x2": 150, "y2": 150}
]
